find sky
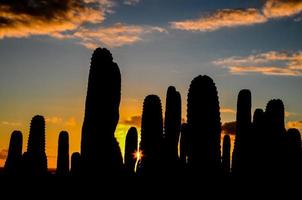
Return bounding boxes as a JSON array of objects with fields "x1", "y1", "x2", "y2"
[{"x1": 0, "y1": 0, "x2": 302, "y2": 168}]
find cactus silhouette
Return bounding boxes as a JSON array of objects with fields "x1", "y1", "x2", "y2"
[
  {"x1": 264, "y1": 99, "x2": 286, "y2": 177},
  {"x1": 284, "y1": 128, "x2": 302, "y2": 177},
  {"x1": 56, "y1": 131, "x2": 69, "y2": 176},
  {"x1": 232, "y1": 89, "x2": 252, "y2": 176},
  {"x1": 4, "y1": 130, "x2": 23, "y2": 176},
  {"x1": 23, "y1": 115, "x2": 48, "y2": 176},
  {"x1": 71, "y1": 152, "x2": 82, "y2": 177},
  {"x1": 163, "y1": 86, "x2": 181, "y2": 175},
  {"x1": 137, "y1": 95, "x2": 163, "y2": 176},
  {"x1": 222, "y1": 134, "x2": 231, "y2": 177},
  {"x1": 124, "y1": 127, "x2": 138, "y2": 175},
  {"x1": 187, "y1": 75, "x2": 221, "y2": 177},
  {"x1": 81, "y1": 48, "x2": 123, "y2": 176},
  {"x1": 180, "y1": 123, "x2": 190, "y2": 165}
]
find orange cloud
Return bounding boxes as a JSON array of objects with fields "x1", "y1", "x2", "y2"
[
  {"x1": 71, "y1": 23, "x2": 167, "y2": 48},
  {"x1": 221, "y1": 108, "x2": 236, "y2": 114},
  {"x1": 0, "y1": 149, "x2": 8, "y2": 160},
  {"x1": 263, "y1": 0, "x2": 302, "y2": 18},
  {"x1": 122, "y1": 115, "x2": 142, "y2": 127},
  {"x1": 287, "y1": 121, "x2": 302, "y2": 131},
  {"x1": 214, "y1": 51, "x2": 302, "y2": 76},
  {"x1": 1, "y1": 121, "x2": 22, "y2": 126},
  {"x1": 170, "y1": 8, "x2": 267, "y2": 31},
  {"x1": 0, "y1": 0, "x2": 109, "y2": 39},
  {"x1": 171, "y1": 0, "x2": 302, "y2": 32}
]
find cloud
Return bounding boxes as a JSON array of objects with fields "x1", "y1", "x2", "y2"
[
  {"x1": 45, "y1": 117, "x2": 63, "y2": 124},
  {"x1": 287, "y1": 120, "x2": 302, "y2": 131},
  {"x1": 122, "y1": 115, "x2": 141, "y2": 127},
  {"x1": 69, "y1": 23, "x2": 167, "y2": 48},
  {"x1": 170, "y1": 8, "x2": 267, "y2": 32},
  {"x1": 221, "y1": 108, "x2": 236, "y2": 114},
  {"x1": 1, "y1": 121, "x2": 22, "y2": 126},
  {"x1": 171, "y1": 0, "x2": 302, "y2": 32},
  {"x1": 263, "y1": 0, "x2": 302, "y2": 18},
  {"x1": 221, "y1": 121, "x2": 236, "y2": 135},
  {"x1": 0, "y1": 149, "x2": 8, "y2": 160},
  {"x1": 213, "y1": 51, "x2": 302, "y2": 76},
  {"x1": 124, "y1": 0, "x2": 140, "y2": 6},
  {"x1": 0, "y1": 0, "x2": 111, "y2": 39}
]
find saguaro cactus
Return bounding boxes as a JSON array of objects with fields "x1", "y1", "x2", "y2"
[
  {"x1": 71, "y1": 152, "x2": 81, "y2": 177},
  {"x1": 222, "y1": 134, "x2": 231, "y2": 177},
  {"x1": 164, "y1": 86, "x2": 181, "y2": 162},
  {"x1": 81, "y1": 48, "x2": 123, "y2": 176},
  {"x1": 232, "y1": 89, "x2": 252, "y2": 176},
  {"x1": 56, "y1": 131, "x2": 69, "y2": 176},
  {"x1": 4, "y1": 131, "x2": 23, "y2": 176},
  {"x1": 187, "y1": 75, "x2": 221, "y2": 177},
  {"x1": 124, "y1": 127, "x2": 138, "y2": 175},
  {"x1": 23, "y1": 115, "x2": 48, "y2": 176},
  {"x1": 180, "y1": 123, "x2": 190, "y2": 165},
  {"x1": 137, "y1": 95, "x2": 163, "y2": 176}
]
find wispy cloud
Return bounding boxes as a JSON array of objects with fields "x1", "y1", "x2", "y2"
[
  {"x1": 64, "y1": 117, "x2": 77, "y2": 127},
  {"x1": 171, "y1": 0, "x2": 302, "y2": 32},
  {"x1": 45, "y1": 116, "x2": 77, "y2": 126},
  {"x1": 124, "y1": 0, "x2": 140, "y2": 6},
  {"x1": 287, "y1": 120, "x2": 302, "y2": 131},
  {"x1": 45, "y1": 117, "x2": 63, "y2": 124},
  {"x1": 171, "y1": 8, "x2": 267, "y2": 32},
  {"x1": 213, "y1": 51, "x2": 302, "y2": 76},
  {"x1": 122, "y1": 115, "x2": 141, "y2": 127},
  {"x1": 1, "y1": 121, "x2": 22, "y2": 126},
  {"x1": 220, "y1": 108, "x2": 236, "y2": 114},
  {"x1": 68, "y1": 23, "x2": 167, "y2": 48}
]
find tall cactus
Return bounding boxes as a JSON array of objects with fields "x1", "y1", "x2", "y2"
[
  {"x1": 232, "y1": 89, "x2": 252, "y2": 176},
  {"x1": 180, "y1": 123, "x2": 190, "y2": 165},
  {"x1": 71, "y1": 152, "x2": 81, "y2": 177},
  {"x1": 264, "y1": 99, "x2": 286, "y2": 176},
  {"x1": 56, "y1": 131, "x2": 69, "y2": 176},
  {"x1": 137, "y1": 95, "x2": 163, "y2": 176},
  {"x1": 22, "y1": 115, "x2": 48, "y2": 176},
  {"x1": 163, "y1": 86, "x2": 181, "y2": 175},
  {"x1": 4, "y1": 130, "x2": 23, "y2": 176},
  {"x1": 124, "y1": 127, "x2": 138, "y2": 175},
  {"x1": 187, "y1": 75, "x2": 221, "y2": 177},
  {"x1": 222, "y1": 134, "x2": 231, "y2": 177},
  {"x1": 81, "y1": 48, "x2": 123, "y2": 176}
]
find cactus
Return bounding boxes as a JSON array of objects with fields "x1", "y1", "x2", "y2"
[
  {"x1": 222, "y1": 134, "x2": 231, "y2": 176},
  {"x1": 187, "y1": 75, "x2": 221, "y2": 177},
  {"x1": 71, "y1": 152, "x2": 81, "y2": 177},
  {"x1": 164, "y1": 86, "x2": 181, "y2": 161},
  {"x1": 81, "y1": 48, "x2": 123, "y2": 176},
  {"x1": 180, "y1": 123, "x2": 190, "y2": 165},
  {"x1": 124, "y1": 127, "x2": 138, "y2": 175},
  {"x1": 137, "y1": 95, "x2": 163, "y2": 176},
  {"x1": 23, "y1": 115, "x2": 48, "y2": 176},
  {"x1": 4, "y1": 130, "x2": 23, "y2": 176},
  {"x1": 232, "y1": 89, "x2": 252, "y2": 176},
  {"x1": 56, "y1": 131, "x2": 69, "y2": 176}
]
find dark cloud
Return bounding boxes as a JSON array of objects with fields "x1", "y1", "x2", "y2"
[
  {"x1": 0, "y1": 149, "x2": 8, "y2": 160},
  {"x1": 222, "y1": 121, "x2": 236, "y2": 135}
]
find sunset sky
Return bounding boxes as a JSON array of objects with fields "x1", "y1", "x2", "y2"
[{"x1": 0, "y1": 0, "x2": 302, "y2": 168}]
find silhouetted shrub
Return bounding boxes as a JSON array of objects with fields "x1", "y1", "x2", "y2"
[
  {"x1": 137, "y1": 95, "x2": 163, "y2": 176},
  {"x1": 4, "y1": 130, "x2": 23, "y2": 176},
  {"x1": 222, "y1": 134, "x2": 231, "y2": 177},
  {"x1": 163, "y1": 86, "x2": 181, "y2": 176},
  {"x1": 81, "y1": 48, "x2": 123, "y2": 176},
  {"x1": 232, "y1": 89, "x2": 252, "y2": 176},
  {"x1": 71, "y1": 152, "x2": 82, "y2": 177},
  {"x1": 56, "y1": 131, "x2": 69, "y2": 176},
  {"x1": 124, "y1": 127, "x2": 138, "y2": 176},
  {"x1": 23, "y1": 115, "x2": 48, "y2": 176},
  {"x1": 187, "y1": 75, "x2": 221, "y2": 177}
]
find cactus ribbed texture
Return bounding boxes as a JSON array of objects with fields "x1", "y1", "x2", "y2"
[
  {"x1": 222, "y1": 134, "x2": 231, "y2": 177},
  {"x1": 187, "y1": 75, "x2": 221, "y2": 177},
  {"x1": 137, "y1": 95, "x2": 163, "y2": 176},
  {"x1": 124, "y1": 127, "x2": 138, "y2": 175},
  {"x1": 232, "y1": 89, "x2": 252, "y2": 176},
  {"x1": 81, "y1": 48, "x2": 123, "y2": 176},
  {"x1": 4, "y1": 130, "x2": 23, "y2": 176},
  {"x1": 56, "y1": 131, "x2": 69, "y2": 176},
  {"x1": 71, "y1": 152, "x2": 81, "y2": 177},
  {"x1": 23, "y1": 115, "x2": 48, "y2": 176}
]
